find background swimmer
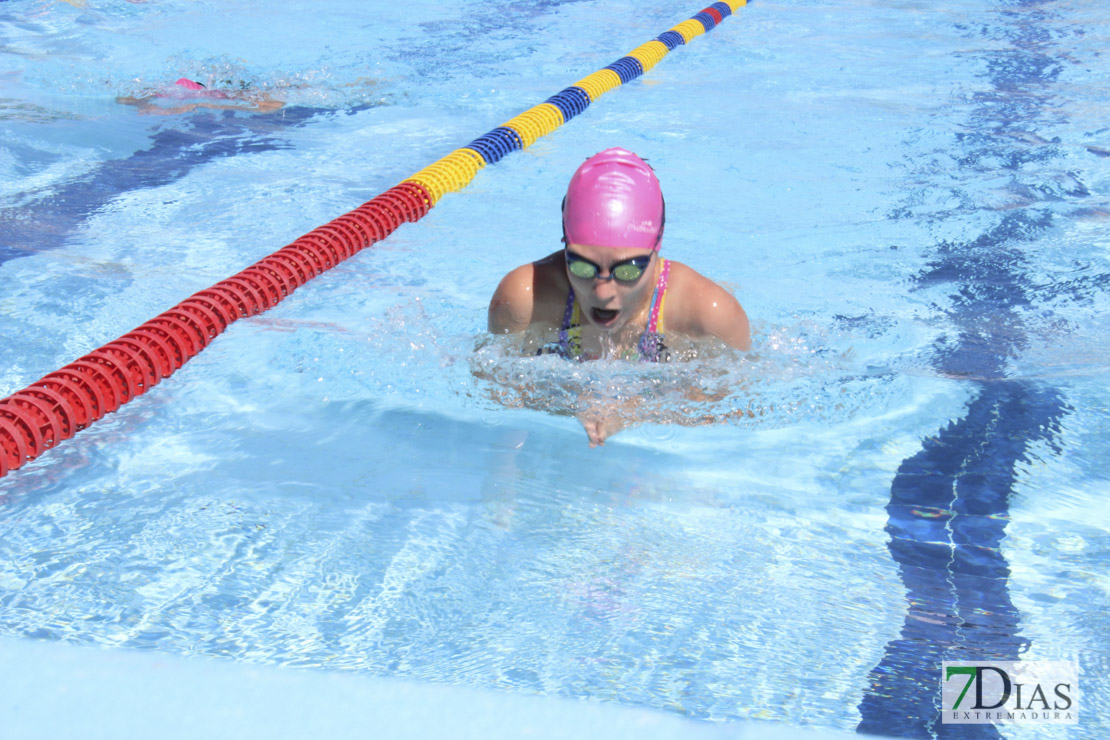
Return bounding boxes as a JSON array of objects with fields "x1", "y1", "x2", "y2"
[
  {"x1": 117, "y1": 77, "x2": 285, "y2": 115},
  {"x1": 488, "y1": 147, "x2": 750, "y2": 446}
]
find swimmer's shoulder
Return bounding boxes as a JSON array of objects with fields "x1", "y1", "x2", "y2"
[
  {"x1": 488, "y1": 250, "x2": 569, "y2": 333},
  {"x1": 662, "y1": 259, "x2": 751, "y2": 351}
]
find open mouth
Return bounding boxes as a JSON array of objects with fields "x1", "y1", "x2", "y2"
[{"x1": 591, "y1": 307, "x2": 620, "y2": 326}]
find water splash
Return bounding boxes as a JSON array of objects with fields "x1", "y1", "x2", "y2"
[{"x1": 466, "y1": 319, "x2": 907, "y2": 434}]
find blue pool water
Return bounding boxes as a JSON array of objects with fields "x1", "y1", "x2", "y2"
[{"x1": 1, "y1": 0, "x2": 1108, "y2": 737}]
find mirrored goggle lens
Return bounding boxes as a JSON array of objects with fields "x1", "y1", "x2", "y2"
[
  {"x1": 567, "y1": 259, "x2": 598, "y2": 279},
  {"x1": 612, "y1": 261, "x2": 647, "y2": 282}
]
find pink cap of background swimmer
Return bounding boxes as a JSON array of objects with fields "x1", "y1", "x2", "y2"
[
  {"x1": 562, "y1": 148, "x2": 664, "y2": 250},
  {"x1": 175, "y1": 78, "x2": 205, "y2": 91}
]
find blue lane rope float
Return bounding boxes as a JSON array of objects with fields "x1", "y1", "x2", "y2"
[
  {"x1": 0, "y1": 1, "x2": 751, "y2": 478},
  {"x1": 604, "y1": 57, "x2": 645, "y2": 84},
  {"x1": 544, "y1": 86, "x2": 592, "y2": 122},
  {"x1": 404, "y1": 0, "x2": 749, "y2": 204}
]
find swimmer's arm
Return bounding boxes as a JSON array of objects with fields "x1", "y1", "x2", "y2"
[
  {"x1": 687, "y1": 279, "x2": 751, "y2": 351},
  {"x1": 488, "y1": 263, "x2": 536, "y2": 334}
]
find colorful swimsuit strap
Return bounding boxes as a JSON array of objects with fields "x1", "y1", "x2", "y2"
[
  {"x1": 646, "y1": 258, "x2": 671, "y2": 335},
  {"x1": 560, "y1": 286, "x2": 577, "y2": 341},
  {"x1": 561, "y1": 287, "x2": 584, "y2": 359}
]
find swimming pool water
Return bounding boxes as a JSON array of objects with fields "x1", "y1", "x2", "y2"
[{"x1": 1, "y1": 0, "x2": 1108, "y2": 737}]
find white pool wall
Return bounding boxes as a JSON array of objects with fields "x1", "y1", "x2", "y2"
[{"x1": 0, "y1": 635, "x2": 865, "y2": 740}]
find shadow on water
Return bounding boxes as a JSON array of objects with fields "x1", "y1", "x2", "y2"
[
  {"x1": 0, "y1": 104, "x2": 370, "y2": 265},
  {"x1": 858, "y1": 0, "x2": 1086, "y2": 736},
  {"x1": 208, "y1": 400, "x2": 696, "y2": 506}
]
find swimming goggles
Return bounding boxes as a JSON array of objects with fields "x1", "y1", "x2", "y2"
[{"x1": 565, "y1": 250, "x2": 652, "y2": 283}]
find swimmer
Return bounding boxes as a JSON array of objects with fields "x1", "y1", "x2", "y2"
[
  {"x1": 488, "y1": 147, "x2": 750, "y2": 446},
  {"x1": 117, "y1": 77, "x2": 285, "y2": 116}
]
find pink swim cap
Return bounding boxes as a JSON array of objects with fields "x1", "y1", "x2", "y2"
[
  {"x1": 562, "y1": 148, "x2": 664, "y2": 250},
  {"x1": 175, "y1": 78, "x2": 205, "y2": 91}
]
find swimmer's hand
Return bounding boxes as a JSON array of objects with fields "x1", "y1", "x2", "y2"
[
  {"x1": 577, "y1": 397, "x2": 641, "y2": 447},
  {"x1": 578, "y1": 412, "x2": 626, "y2": 448}
]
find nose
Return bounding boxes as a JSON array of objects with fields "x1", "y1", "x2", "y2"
[{"x1": 591, "y1": 274, "x2": 618, "y2": 301}]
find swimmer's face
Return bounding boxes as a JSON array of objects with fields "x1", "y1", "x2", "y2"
[{"x1": 564, "y1": 243, "x2": 658, "y2": 332}]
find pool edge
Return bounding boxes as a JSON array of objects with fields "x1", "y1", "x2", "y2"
[{"x1": 0, "y1": 635, "x2": 863, "y2": 739}]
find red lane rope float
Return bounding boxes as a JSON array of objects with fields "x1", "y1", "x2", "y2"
[
  {"x1": 0, "y1": 3, "x2": 751, "y2": 479},
  {"x1": 0, "y1": 181, "x2": 432, "y2": 477}
]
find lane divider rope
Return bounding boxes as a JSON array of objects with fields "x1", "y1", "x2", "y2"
[{"x1": 0, "y1": 0, "x2": 750, "y2": 479}]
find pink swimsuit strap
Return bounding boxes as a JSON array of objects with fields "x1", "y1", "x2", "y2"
[{"x1": 646, "y1": 258, "x2": 670, "y2": 335}]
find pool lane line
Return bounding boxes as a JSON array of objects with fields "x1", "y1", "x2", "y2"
[
  {"x1": 856, "y1": 0, "x2": 1076, "y2": 735},
  {"x1": 0, "y1": 1, "x2": 751, "y2": 479},
  {"x1": 857, "y1": 382, "x2": 1068, "y2": 738},
  {"x1": 0, "y1": 105, "x2": 362, "y2": 267}
]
